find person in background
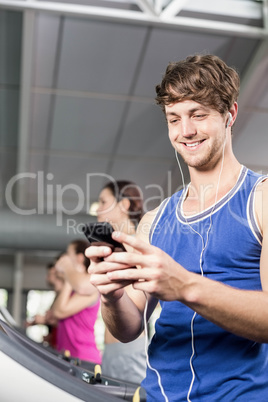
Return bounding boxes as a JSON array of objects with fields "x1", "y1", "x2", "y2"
[
  {"x1": 60, "y1": 180, "x2": 147, "y2": 384},
  {"x1": 26, "y1": 258, "x2": 64, "y2": 349},
  {"x1": 95, "y1": 180, "x2": 146, "y2": 383},
  {"x1": 52, "y1": 239, "x2": 101, "y2": 364},
  {"x1": 42, "y1": 261, "x2": 64, "y2": 348}
]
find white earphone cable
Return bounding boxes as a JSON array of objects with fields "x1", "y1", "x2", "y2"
[
  {"x1": 143, "y1": 292, "x2": 169, "y2": 402},
  {"x1": 176, "y1": 136, "x2": 226, "y2": 401},
  {"x1": 143, "y1": 123, "x2": 228, "y2": 402}
]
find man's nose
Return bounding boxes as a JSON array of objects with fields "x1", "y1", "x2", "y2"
[{"x1": 181, "y1": 118, "x2": 196, "y2": 137}]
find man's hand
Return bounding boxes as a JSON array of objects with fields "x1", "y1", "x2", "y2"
[
  {"x1": 86, "y1": 243, "x2": 135, "y2": 303},
  {"x1": 88, "y1": 231, "x2": 191, "y2": 303}
]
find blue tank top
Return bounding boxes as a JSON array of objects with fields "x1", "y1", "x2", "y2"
[{"x1": 142, "y1": 166, "x2": 268, "y2": 401}]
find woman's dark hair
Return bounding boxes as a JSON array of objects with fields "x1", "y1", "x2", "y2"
[
  {"x1": 155, "y1": 54, "x2": 240, "y2": 115},
  {"x1": 69, "y1": 239, "x2": 90, "y2": 269},
  {"x1": 102, "y1": 180, "x2": 144, "y2": 226}
]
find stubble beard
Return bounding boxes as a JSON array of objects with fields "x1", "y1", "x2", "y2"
[{"x1": 177, "y1": 136, "x2": 225, "y2": 170}]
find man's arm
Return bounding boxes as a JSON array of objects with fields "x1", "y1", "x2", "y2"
[
  {"x1": 187, "y1": 178, "x2": 268, "y2": 341},
  {"x1": 104, "y1": 180, "x2": 268, "y2": 343}
]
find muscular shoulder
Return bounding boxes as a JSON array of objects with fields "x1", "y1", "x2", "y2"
[
  {"x1": 136, "y1": 206, "x2": 159, "y2": 244},
  {"x1": 254, "y1": 177, "x2": 268, "y2": 235}
]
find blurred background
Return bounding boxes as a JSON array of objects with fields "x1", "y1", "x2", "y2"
[{"x1": 0, "y1": 0, "x2": 267, "y2": 338}]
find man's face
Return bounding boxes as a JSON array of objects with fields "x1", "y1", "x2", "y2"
[{"x1": 165, "y1": 100, "x2": 227, "y2": 170}]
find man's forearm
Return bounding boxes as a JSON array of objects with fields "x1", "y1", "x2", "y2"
[
  {"x1": 101, "y1": 290, "x2": 144, "y2": 343},
  {"x1": 183, "y1": 273, "x2": 268, "y2": 343}
]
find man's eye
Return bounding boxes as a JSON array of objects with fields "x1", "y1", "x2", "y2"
[{"x1": 194, "y1": 114, "x2": 207, "y2": 119}]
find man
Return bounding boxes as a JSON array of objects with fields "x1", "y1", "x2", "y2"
[{"x1": 86, "y1": 54, "x2": 268, "y2": 401}]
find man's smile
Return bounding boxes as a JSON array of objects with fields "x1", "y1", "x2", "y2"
[{"x1": 181, "y1": 139, "x2": 206, "y2": 149}]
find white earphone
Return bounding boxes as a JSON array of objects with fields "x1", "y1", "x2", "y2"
[
  {"x1": 226, "y1": 112, "x2": 232, "y2": 128},
  {"x1": 147, "y1": 120, "x2": 229, "y2": 402}
]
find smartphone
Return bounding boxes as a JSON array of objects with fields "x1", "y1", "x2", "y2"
[{"x1": 82, "y1": 222, "x2": 126, "y2": 251}]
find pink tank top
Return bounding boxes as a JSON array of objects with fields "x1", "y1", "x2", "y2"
[{"x1": 57, "y1": 297, "x2": 102, "y2": 364}]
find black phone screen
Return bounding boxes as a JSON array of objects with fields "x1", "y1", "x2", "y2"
[{"x1": 82, "y1": 222, "x2": 125, "y2": 251}]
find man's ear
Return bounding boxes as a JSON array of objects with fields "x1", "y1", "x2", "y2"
[
  {"x1": 119, "y1": 197, "x2": 131, "y2": 213},
  {"x1": 229, "y1": 102, "x2": 238, "y2": 125}
]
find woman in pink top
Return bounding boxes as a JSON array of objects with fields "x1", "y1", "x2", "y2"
[{"x1": 52, "y1": 239, "x2": 101, "y2": 364}]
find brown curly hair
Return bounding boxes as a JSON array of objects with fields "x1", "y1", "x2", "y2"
[{"x1": 155, "y1": 54, "x2": 240, "y2": 115}]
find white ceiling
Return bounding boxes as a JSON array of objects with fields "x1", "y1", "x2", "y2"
[{"x1": 0, "y1": 0, "x2": 268, "y2": 252}]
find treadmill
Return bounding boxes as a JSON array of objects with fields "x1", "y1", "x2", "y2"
[{"x1": 0, "y1": 318, "x2": 146, "y2": 401}]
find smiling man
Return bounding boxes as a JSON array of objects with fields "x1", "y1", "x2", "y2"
[{"x1": 86, "y1": 54, "x2": 268, "y2": 401}]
